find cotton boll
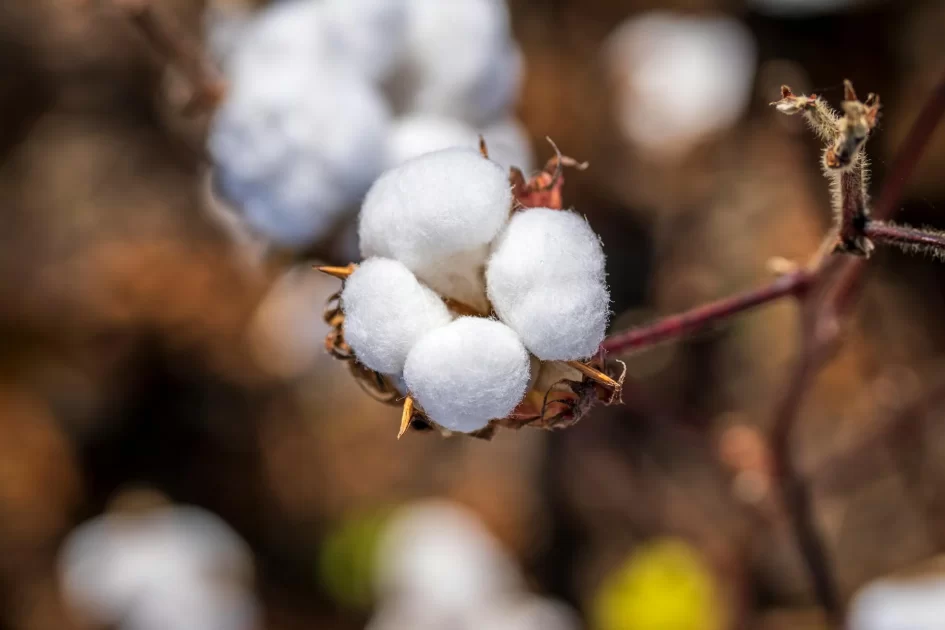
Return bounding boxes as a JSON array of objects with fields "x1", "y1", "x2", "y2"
[
  {"x1": 603, "y1": 12, "x2": 756, "y2": 159},
  {"x1": 399, "y1": 0, "x2": 523, "y2": 126},
  {"x1": 386, "y1": 115, "x2": 479, "y2": 167},
  {"x1": 342, "y1": 258, "x2": 453, "y2": 374},
  {"x1": 849, "y1": 578, "x2": 945, "y2": 630},
  {"x1": 487, "y1": 208, "x2": 609, "y2": 360},
  {"x1": 374, "y1": 500, "x2": 522, "y2": 613},
  {"x1": 320, "y1": 0, "x2": 408, "y2": 81},
  {"x1": 359, "y1": 148, "x2": 512, "y2": 305},
  {"x1": 210, "y1": 58, "x2": 390, "y2": 248},
  {"x1": 225, "y1": 0, "x2": 325, "y2": 77},
  {"x1": 404, "y1": 317, "x2": 530, "y2": 432}
]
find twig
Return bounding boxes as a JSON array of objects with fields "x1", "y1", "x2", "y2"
[
  {"x1": 864, "y1": 221, "x2": 945, "y2": 257},
  {"x1": 599, "y1": 271, "x2": 814, "y2": 355}
]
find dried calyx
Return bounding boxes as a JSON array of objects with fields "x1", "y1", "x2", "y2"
[
  {"x1": 318, "y1": 143, "x2": 623, "y2": 440},
  {"x1": 771, "y1": 80, "x2": 881, "y2": 256}
]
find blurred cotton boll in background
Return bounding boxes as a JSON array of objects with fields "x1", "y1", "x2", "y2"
[
  {"x1": 209, "y1": 57, "x2": 389, "y2": 249},
  {"x1": 58, "y1": 489, "x2": 259, "y2": 630},
  {"x1": 848, "y1": 574, "x2": 945, "y2": 630},
  {"x1": 603, "y1": 12, "x2": 757, "y2": 161},
  {"x1": 395, "y1": 0, "x2": 523, "y2": 127},
  {"x1": 370, "y1": 500, "x2": 579, "y2": 630}
]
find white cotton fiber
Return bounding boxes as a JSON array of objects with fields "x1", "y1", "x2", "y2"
[
  {"x1": 386, "y1": 114, "x2": 533, "y2": 174},
  {"x1": 386, "y1": 115, "x2": 479, "y2": 168},
  {"x1": 359, "y1": 148, "x2": 512, "y2": 305},
  {"x1": 603, "y1": 12, "x2": 756, "y2": 158},
  {"x1": 320, "y1": 0, "x2": 408, "y2": 81},
  {"x1": 398, "y1": 0, "x2": 523, "y2": 126},
  {"x1": 342, "y1": 258, "x2": 453, "y2": 374},
  {"x1": 403, "y1": 317, "x2": 530, "y2": 432},
  {"x1": 373, "y1": 500, "x2": 522, "y2": 613},
  {"x1": 224, "y1": 0, "x2": 325, "y2": 78},
  {"x1": 210, "y1": 57, "x2": 390, "y2": 248},
  {"x1": 487, "y1": 208, "x2": 609, "y2": 360}
]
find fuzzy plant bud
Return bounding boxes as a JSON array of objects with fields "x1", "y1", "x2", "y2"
[
  {"x1": 341, "y1": 258, "x2": 453, "y2": 374},
  {"x1": 403, "y1": 318, "x2": 531, "y2": 433},
  {"x1": 487, "y1": 208, "x2": 609, "y2": 360},
  {"x1": 359, "y1": 148, "x2": 513, "y2": 309}
]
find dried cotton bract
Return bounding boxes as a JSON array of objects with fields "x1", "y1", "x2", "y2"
[
  {"x1": 404, "y1": 318, "x2": 531, "y2": 433},
  {"x1": 488, "y1": 208, "x2": 610, "y2": 361},
  {"x1": 341, "y1": 258, "x2": 452, "y2": 375}
]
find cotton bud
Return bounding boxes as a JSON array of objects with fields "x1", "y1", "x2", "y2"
[
  {"x1": 210, "y1": 59, "x2": 390, "y2": 248},
  {"x1": 404, "y1": 318, "x2": 531, "y2": 432},
  {"x1": 341, "y1": 258, "x2": 453, "y2": 375},
  {"x1": 487, "y1": 208, "x2": 609, "y2": 360},
  {"x1": 359, "y1": 148, "x2": 513, "y2": 308},
  {"x1": 386, "y1": 115, "x2": 480, "y2": 168},
  {"x1": 397, "y1": 0, "x2": 523, "y2": 126}
]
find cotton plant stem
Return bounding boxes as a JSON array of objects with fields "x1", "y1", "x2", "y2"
[{"x1": 599, "y1": 271, "x2": 814, "y2": 355}]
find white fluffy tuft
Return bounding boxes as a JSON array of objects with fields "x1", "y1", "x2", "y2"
[
  {"x1": 396, "y1": 0, "x2": 523, "y2": 126},
  {"x1": 486, "y1": 208, "x2": 609, "y2": 360},
  {"x1": 341, "y1": 258, "x2": 453, "y2": 374},
  {"x1": 404, "y1": 317, "x2": 530, "y2": 432},
  {"x1": 359, "y1": 148, "x2": 512, "y2": 306},
  {"x1": 320, "y1": 0, "x2": 408, "y2": 81}
]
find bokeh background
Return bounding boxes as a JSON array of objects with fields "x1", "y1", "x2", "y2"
[{"x1": 2, "y1": 0, "x2": 945, "y2": 628}]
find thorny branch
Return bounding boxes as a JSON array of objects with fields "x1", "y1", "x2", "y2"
[{"x1": 599, "y1": 66, "x2": 945, "y2": 623}]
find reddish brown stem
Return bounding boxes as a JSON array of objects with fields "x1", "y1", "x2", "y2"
[
  {"x1": 864, "y1": 221, "x2": 945, "y2": 255},
  {"x1": 600, "y1": 271, "x2": 813, "y2": 355}
]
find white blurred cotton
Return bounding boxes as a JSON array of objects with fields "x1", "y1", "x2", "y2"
[
  {"x1": 374, "y1": 500, "x2": 523, "y2": 613},
  {"x1": 210, "y1": 57, "x2": 390, "y2": 248},
  {"x1": 387, "y1": 114, "x2": 534, "y2": 173},
  {"x1": 604, "y1": 12, "x2": 757, "y2": 158},
  {"x1": 59, "y1": 503, "x2": 258, "y2": 630},
  {"x1": 319, "y1": 0, "x2": 408, "y2": 81},
  {"x1": 849, "y1": 577, "x2": 945, "y2": 630},
  {"x1": 403, "y1": 317, "x2": 530, "y2": 432},
  {"x1": 398, "y1": 0, "x2": 523, "y2": 126},
  {"x1": 472, "y1": 595, "x2": 582, "y2": 630},
  {"x1": 342, "y1": 258, "x2": 453, "y2": 374},
  {"x1": 487, "y1": 208, "x2": 609, "y2": 360}
]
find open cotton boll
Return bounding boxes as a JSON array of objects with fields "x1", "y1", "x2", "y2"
[
  {"x1": 359, "y1": 148, "x2": 512, "y2": 305},
  {"x1": 487, "y1": 208, "x2": 609, "y2": 360},
  {"x1": 404, "y1": 317, "x2": 530, "y2": 432},
  {"x1": 320, "y1": 0, "x2": 407, "y2": 81},
  {"x1": 603, "y1": 12, "x2": 756, "y2": 159},
  {"x1": 342, "y1": 258, "x2": 453, "y2": 374},
  {"x1": 399, "y1": 0, "x2": 523, "y2": 126},
  {"x1": 210, "y1": 58, "x2": 390, "y2": 248},
  {"x1": 374, "y1": 500, "x2": 523, "y2": 613}
]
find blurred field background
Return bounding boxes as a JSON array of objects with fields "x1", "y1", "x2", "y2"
[{"x1": 2, "y1": 0, "x2": 945, "y2": 628}]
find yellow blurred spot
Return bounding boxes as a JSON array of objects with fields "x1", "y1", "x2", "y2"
[
  {"x1": 592, "y1": 538, "x2": 722, "y2": 630},
  {"x1": 317, "y1": 508, "x2": 392, "y2": 610}
]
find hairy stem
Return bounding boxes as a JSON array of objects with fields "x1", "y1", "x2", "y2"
[{"x1": 864, "y1": 221, "x2": 945, "y2": 257}]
